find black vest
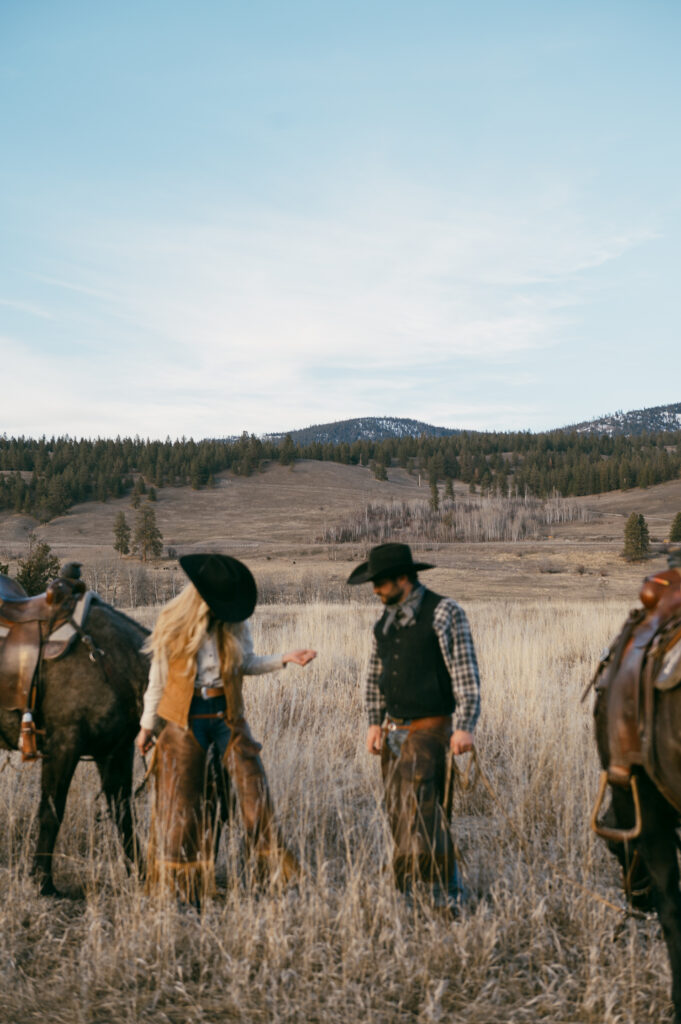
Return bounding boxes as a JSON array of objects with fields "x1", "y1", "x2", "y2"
[{"x1": 374, "y1": 589, "x2": 454, "y2": 720}]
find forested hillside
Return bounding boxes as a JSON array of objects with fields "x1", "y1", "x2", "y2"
[
  {"x1": 1, "y1": 427, "x2": 680, "y2": 522},
  {"x1": 264, "y1": 416, "x2": 459, "y2": 445},
  {"x1": 569, "y1": 401, "x2": 681, "y2": 435}
]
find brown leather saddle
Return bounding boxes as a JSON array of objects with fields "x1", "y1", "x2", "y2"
[
  {"x1": 594, "y1": 567, "x2": 681, "y2": 802},
  {"x1": 0, "y1": 562, "x2": 89, "y2": 714}
]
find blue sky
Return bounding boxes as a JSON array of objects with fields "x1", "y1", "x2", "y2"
[{"x1": 1, "y1": 0, "x2": 679, "y2": 438}]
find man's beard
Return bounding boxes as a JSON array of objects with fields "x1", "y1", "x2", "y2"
[{"x1": 382, "y1": 590, "x2": 403, "y2": 605}]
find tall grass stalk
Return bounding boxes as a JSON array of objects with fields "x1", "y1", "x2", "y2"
[{"x1": 0, "y1": 600, "x2": 672, "y2": 1023}]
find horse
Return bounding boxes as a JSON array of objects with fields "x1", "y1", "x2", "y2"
[
  {"x1": 0, "y1": 570, "x2": 150, "y2": 895},
  {"x1": 591, "y1": 562, "x2": 681, "y2": 1024}
]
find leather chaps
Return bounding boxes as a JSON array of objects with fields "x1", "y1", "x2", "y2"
[
  {"x1": 225, "y1": 717, "x2": 300, "y2": 883},
  {"x1": 147, "y1": 722, "x2": 216, "y2": 902},
  {"x1": 380, "y1": 720, "x2": 456, "y2": 890},
  {"x1": 148, "y1": 717, "x2": 299, "y2": 900}
]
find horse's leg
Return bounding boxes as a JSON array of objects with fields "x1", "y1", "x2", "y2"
[
  {"x1": 31, "y1": 729, "x2": 80, "y2": 895},
  {"x1": 95, "y1": 744, "x2": 141, "y2": 874},
  {"x1": 639, "y1": 825, "x2": 681, "y2": 1024},
  {"x1": 604, "y1": 786, "x2": 655, "y2": 911}
]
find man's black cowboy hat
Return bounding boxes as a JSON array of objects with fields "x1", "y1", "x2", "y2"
[
  {"x1": 179, "y1": 553, "x2": 257, "y2": 622},
  {"x1": 346, "y1": 543, "x2": 435, "y2": 585}
]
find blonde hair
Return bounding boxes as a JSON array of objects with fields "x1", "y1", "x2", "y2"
[{"x1": 144, "y1": 582, "x2": 243, "y2": 678}]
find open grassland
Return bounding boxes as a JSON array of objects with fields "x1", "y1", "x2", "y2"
[
  {"x1": 3, "y1": 461, "x2": 681, "y2": 606},
  {"x1": 0, "y1": 599, "x2": 676, "y2": 1023}
]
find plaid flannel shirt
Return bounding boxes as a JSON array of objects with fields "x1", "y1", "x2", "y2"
[{"x1": 364, "y1": 586, "x2": 481, "y2": 732}]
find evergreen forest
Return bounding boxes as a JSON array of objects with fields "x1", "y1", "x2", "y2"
[{"x1": 0, "y1": 428, "x2": 680, "y2": 522}]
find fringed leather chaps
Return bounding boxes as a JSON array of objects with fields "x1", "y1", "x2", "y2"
[
  {"x1": 147, "y1": 722, "x2": 216, "y2": 902},
  {"x1": 224, "y1": 717, "x2": 299, "y2": 883},
  {"x1": 381, "y1": 724, "x2": 456, "y2": 890}
]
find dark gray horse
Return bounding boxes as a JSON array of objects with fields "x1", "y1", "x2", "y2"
[{"x1": 0, "y1": 600, "x2": 149, "y2": 895}]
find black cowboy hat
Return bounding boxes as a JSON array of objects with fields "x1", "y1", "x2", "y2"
[
  {"x1": 179, "y1": 553, "x2": 257, "y2": 622},
  {"x1": 346, "y1": 542, "x2": 435, "y2": 585}
]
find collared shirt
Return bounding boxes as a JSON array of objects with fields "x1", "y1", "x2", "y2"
[
  {"x1": 195, "y1": 632, "x2": 222, "y2": 688},
  {"x1": 364, "y1": 584, "x2": 481, "y2": 733},
  {"x1": 140, "y1": 620, "x2": 284, "y2": 731}
]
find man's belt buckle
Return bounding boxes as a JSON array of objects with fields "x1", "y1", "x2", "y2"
[{"x1": 387, "y1": 716, "x2": 408, "y2": 731}]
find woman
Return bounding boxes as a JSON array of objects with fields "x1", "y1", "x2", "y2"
[{"x1": 136, "y1": 553, "x2": 316, "y2": 899}]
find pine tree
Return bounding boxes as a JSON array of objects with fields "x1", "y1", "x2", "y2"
[
  {"x1": 16, "y1": 541, "x2": 61, "y2": 594},
  {"x1": 669, "y1": 512, "x2": 681, "y2": 543},
  {"x1": 430, "y1": 481, "x2": 440, "y2": 511},
  {"x1": 133, "y1": 506, "x2": 163, "y2": 562},
  {"x1": 279, "y1": 434, "x2": 296, "y2": 466},
  {"x1": 622, "y1": 512, "x2": 650, "y2": 561},
  {"x1": 113, "y1": 511, "x2": 131, "y2": 555}
]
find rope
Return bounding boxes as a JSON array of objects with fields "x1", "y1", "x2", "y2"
[
  {"x1": 134, "y1": 746, "x2": 155, "y2": 798},
  {"x1": 451, "y1": 748, "x2": 648, "y2": 923}
]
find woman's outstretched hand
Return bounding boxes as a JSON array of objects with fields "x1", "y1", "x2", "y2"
[{"x1": 282, "y1": 649, "x2": 317, "y2": 667}]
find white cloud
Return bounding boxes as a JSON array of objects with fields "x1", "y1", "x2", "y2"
[{"x1": 1, "y1": 190, "x2": 655, "y2": 437}]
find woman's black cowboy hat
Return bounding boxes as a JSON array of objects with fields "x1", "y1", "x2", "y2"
[
  {"x1": 346, "y1": 543, "x2": 435, "y2": 585},
  {"x1": 179, "y1": 553, "x2": 257, "y2": 622}
]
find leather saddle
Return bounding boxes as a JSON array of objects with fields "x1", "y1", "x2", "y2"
[
  {"x1": 595, "y1": 566, "x2": 681, "y2": 795},
  {"x1": 0, "y1": 562, "x2": 93, "y2": 712}
]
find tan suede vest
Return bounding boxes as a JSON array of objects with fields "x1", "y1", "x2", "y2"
[{"x1": 156, "y1": 651, "x2": 245, "y2": 729}]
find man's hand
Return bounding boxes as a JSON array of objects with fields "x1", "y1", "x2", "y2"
[
  {"x1": 366, "y1": 725, "x2": 383, "y2": 755},
  {"x1": 283, "y1": 649, "x2": 317, "y2": 666},
  {"x1": 450, "y1": 729, "x2": 475, "y2": 755},
  {"x1": 136, "y1": 727, "x2": 154, "y2": 756}
]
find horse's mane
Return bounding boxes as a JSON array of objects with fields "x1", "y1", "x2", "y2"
[{"x1": 90, "y1": 597, "x2": 151, "y2": 639}]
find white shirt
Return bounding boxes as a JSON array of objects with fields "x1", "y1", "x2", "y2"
[{"x1": 140, "y1": 620, "x2": 284, "y2": 731}]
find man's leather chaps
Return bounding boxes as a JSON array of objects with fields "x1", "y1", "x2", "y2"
[{"x1": 381, "y1": 720, "x2": 456, "y2": 890}]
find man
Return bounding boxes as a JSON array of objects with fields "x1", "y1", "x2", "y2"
[{"x1": 348, "y1": 542, "x2": 481, "y2": 908}]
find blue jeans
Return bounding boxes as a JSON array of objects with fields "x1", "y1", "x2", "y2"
[{"x1": 189, "y1": 695, "x2": 231, "y2": 758}]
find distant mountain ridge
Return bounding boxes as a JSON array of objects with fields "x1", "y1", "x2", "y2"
[
  {"x1": 264, "y1": 403, "x2": 681, "y2": 445},
  {"x1": 569, "y1": 401, "x2": 681, "y2": 436},
  {"x1": 263, "y1": 416, "x2": 460, "y2": 445}
]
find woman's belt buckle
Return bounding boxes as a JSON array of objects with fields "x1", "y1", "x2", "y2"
[{"x1": 198, "y1": 684, "x2": 223, "y2": 700}]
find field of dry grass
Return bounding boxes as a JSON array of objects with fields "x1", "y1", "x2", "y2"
[
  {"x1": 1, "y1": 464, "x2": 681, "y2": 1020},
  {"x1": 2, "y1": 460, "x2": 681, "y2": 605},
  {"x1": 0, "y1": 598, "x2": 676, "y2": 1023}
]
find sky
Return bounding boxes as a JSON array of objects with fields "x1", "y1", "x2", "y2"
[{"x1": 1, "y1": 0, "x2": 679, "y2": 439}]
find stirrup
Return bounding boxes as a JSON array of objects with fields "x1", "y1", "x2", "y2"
[{"x1": 590, "y1": 770, "x2": 642, "y2": 842}]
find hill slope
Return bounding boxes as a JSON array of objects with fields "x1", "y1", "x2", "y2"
[
  {"x1": 264, "y1": 416, "x2": 460, "y2": 445},
  {"x1": 570, "y1": 401, "x2": 681, "y2": 436}
]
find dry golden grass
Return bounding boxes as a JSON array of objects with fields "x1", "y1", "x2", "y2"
[
  {"x1": 2, "y1": 460, "x2": 679, "y2": 607},
  {"x1": 0, "y1": 598, "x2": 675, "y2": 1023}
]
